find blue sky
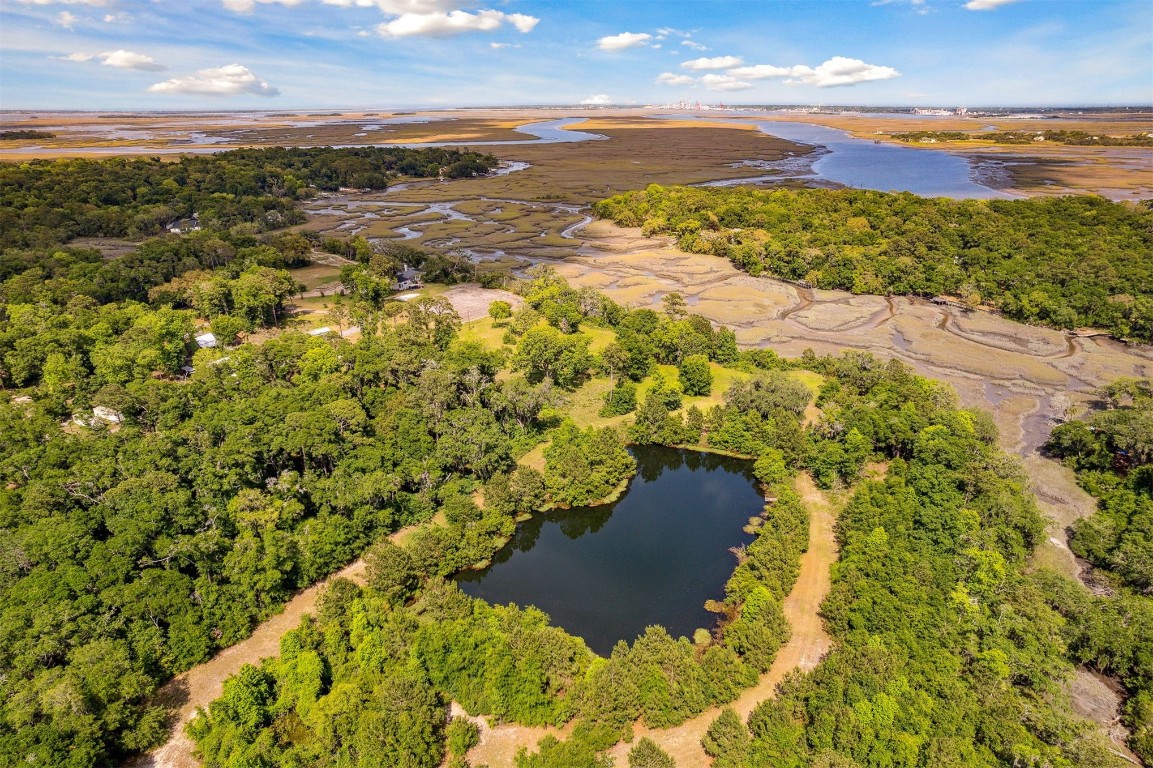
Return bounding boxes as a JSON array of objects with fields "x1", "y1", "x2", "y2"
[{"x1": 1, "y1": 0, "x2": 1150, "y2": 109}]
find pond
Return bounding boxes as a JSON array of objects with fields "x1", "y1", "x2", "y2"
[{"x1": 455, "y1": 445, "x2": 763, "y2": 655}]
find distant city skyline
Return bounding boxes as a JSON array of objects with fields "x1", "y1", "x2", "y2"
[{"x1": 1, "y1": 0, "x2": 1150, "y2": 109}]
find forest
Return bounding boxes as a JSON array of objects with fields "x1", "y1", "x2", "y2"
[
  {"x1": 1044, "y1": 377, "x2": 1153, "y2": 762},
  {"x1": 593, "y1": 186, "x2": 1153, "y2": 341},
  {"x1": 0, "y1": 130, "x2": 56, "y2": 140},
  {"x1": 0, "y1": 145, "x2": 498, "y2": 248},
  {"x1": 890, "y1": 130, "x2": 1153, "y2": 147},
  {"x1": 2, "y1": 146, "x2": 1147, "y2": 766},
  {"x1": 1, "y1": 254, "x2": 1141, "y2": 766}
]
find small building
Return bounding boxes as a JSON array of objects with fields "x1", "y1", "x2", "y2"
[
  {"x1": 180, "y1": 366, "x2": 195, "y2": 378},
  {"x1": 394, "y1": 266, "x2": 423, "y2": 292},
  {"x1": 168, "y1": 214, "x2": 202, "y2": 234},
  {"x1": 194, "y1": 332, "x2": 218, "y2": 349}
]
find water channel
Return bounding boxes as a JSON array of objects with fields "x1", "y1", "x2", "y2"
[{"x1": 455, "y1": 445, "x2": 764, "y2": 655}]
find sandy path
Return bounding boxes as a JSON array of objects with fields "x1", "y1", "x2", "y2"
[
  {"x1": 127, "y1": 522, "x2": 424, "y2": 768},
  {"x1": 464, "y1": 473, "x2": 839, "y2": 768}
]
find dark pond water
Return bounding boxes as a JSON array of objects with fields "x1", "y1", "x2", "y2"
[{"x1": 455, "y1": 445, "x2": 762, "y2": 655}]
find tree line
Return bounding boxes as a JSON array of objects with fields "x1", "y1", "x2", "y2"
[
  {"x1": 891, "y1": 129, "x2": 1153, "y2": 147},
  {"x1": 0, "y1": 145, "x2": 498, "y2": 249},
  {"x1": 594, "y1": 185, "x2": 1153, "y2": 341},
  {"x1": 1044, "y1": 377, "x2": 1153, "y2": 762}
]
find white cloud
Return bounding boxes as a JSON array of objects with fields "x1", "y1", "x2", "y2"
[
  {"x1": 99, "y1": 49, "x2": 165, "y2": 71},
  {"x1": 656, "y1": 72, "x2": 696, "y2": 85},
  {"x1": 320, "y1": 0, "x2": 461, "y2": 11},
  {"x1": 491, "y1": 42, "x2": 520, "y2": 49},
  {"x1": 60, "y1": 49, "x2": 166, "y2": 70},
  {"x1": 579, "y1": 94, "x2": 612, "y2": 105},
  {"x1": 55, "y1": 11, "x2": 78, "y2": 27},
  {"x1": 13, "y1": 0, "x2": 107, "y2": 5},
  {"x1": 701, "y1": 73, "x2": 753, "y2": 91},
  {"x1": 728, "y1": 64, "x2": 795, "y2": 79},
  {"x1": 964, "y1": 0, "x2": 1020, "y2": 9},
  {"x1": 597, "y1": 32, "x2": 652, "y2": 52},
  {"x1": 681, "y1": 40, "x2": 708, "y2": 51},
  {"x1": 377, "y1": 9, "x2": 537, "y2": 37},
  {"x1": 681, "y1": 55, "x2": 743, "y2": 71},
  {"x1": 221, "y1": 0, "x2": 305, "y2": 11},
  {"x1": 149, "y1": 64, "x2": 279, "y2": 97},
  {"x1": 721, "y1": 56, "x2": 899, "y2": 88},
  {"x1": 505, "y1": 13, "x2": 538, "y2": 33},
  {"x1": 786, "y1": 56, "x2": 900, "y2": 87}
]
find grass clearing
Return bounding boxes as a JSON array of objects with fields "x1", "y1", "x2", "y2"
[{"x1": 458, "y1": 317, "x2": 512, "y2": 351}]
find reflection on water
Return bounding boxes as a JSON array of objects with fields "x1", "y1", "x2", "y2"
[
  {"x1": 455, "y1": 445, "x2": 763, "y2": 655},
  {"x1": 662, "y1": 113, "x2": 1014, "y2": 199}
]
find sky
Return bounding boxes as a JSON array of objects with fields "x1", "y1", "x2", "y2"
[{"x1": 1, "y1": 0, "x2": 1151, "y2": 109}]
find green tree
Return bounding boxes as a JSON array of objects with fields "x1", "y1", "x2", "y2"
[
  {"x1": 629, "y1": 737, "x2": 676, "y2": 768},
  {"x1": 678, "y1": 354, "x2": 712, "y2": 397},
  {"x1": 488, "y1": 300, "x2": 513, "y2": 322},
  {"x1": 365, "y1": 539, "x2": 418, "y2": 605}
]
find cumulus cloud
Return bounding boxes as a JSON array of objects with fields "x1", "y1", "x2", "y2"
[
  {"x1": 60, "y1": 49, "x2": 166, "y2": 70},
  {"x1": 219, "y1": 0, "x2": 539, "y2": 37},
  {"x1": 681, "y1": 40, "x2": 708, "y2": 51},
  {"x1": 377, "y1": 9, "x2": 537, "y2": 37},
  {"x1": 786, "y1": 56, "x2": 899, "y2": 87},
  {"x1": 55, "y1": 11, "x2": 78, "y2": 27},
  {"x1": 965, "y1": 0, "x2": 1020, "y2": 8},
  {"x1": 321, "y1": 0, "x2": 460, "y2": 11},
  {"x1": 721, "y1": 56, "x2": 899, "y2": 88},
  {"x1": 727, "y1": 64, "x2": 794, "y2": 79},
  {"x1": 99, "y1": 49, "x2": 165, "y2": 70},
  {"x1": 149, "y1": 64, "x2": 279, "y2": 97},
  {"x1": 700, "y1": 74, "x2": 752, "y2": 91},
  {"x1": 655, "y1": 72, "x2": 696, "y2": 85},
  {"x1": 579, "y1": 94, "x2": 612, "y2": 105},
  {"x1": 221, "y1": 0, "x2": 305, "y2": 11},
  {"x1": 681, "y1": 55, "x2": 743, "y2": 71},
  {"x1": 597, "y1": 32, "x2": 652, "y2": 52}
]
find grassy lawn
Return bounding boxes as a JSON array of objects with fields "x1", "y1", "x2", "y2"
[
  {"x1": 458, "y1": 316, "x2": 512, "y2": 350},
  {"x1": 289, "y1": 263, "x2": 343, "y2": 290}
]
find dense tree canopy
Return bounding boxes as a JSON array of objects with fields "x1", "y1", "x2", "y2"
[
  {"x1": 0, "y1": 146, "x2": 498, "y2": 249},
  {"x1": 1044, "y1": 377, "x2": 1153, "y2": 761},
  {"x1": 701, "y1": 352, "x2": 1129, "y2": 768}
]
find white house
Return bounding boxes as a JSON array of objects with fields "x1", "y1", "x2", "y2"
[
  {"x1": 194, "y1": 332, "x2": 218, "y2": 349},
  {"x1": 393, "y1": 266, "x2": 423, "y2": 292}
]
